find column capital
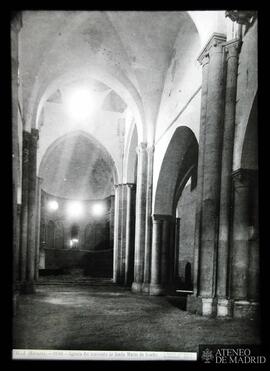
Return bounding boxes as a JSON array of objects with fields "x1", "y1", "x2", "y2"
[
  {"x1": 126, "y1": 182, "x2": 136, "y2": 189},
  {"x1": 23, "y1": 130, "x2": 31, "y2": 141},
  {"x1": 147, "y1": 144, "x2": 155, "y2": 154},
  {"x1": 225, "y1": 10, "x2": 257, "y2": 26},
  {"x1": 152, "y1": 214, "x2": 173, "y2": 222},
  {"x1": 31, "y1": 128, "x2": 39, "y2": 142},
  {"x1": 197, "y1": 33, "x2": 226, "y2": 64},
  {"x1": 22, "y1": 131, "x2": 31, "y2": 164},
  {"x1": 152, "y1": 215, "x2": 163, "y2": 224},
  {"x1": 224, "y1": 38, "x2": 242, "y2": 59},
  {"x1": 232, "y1": 168, "x2": 258, "y2": 188},
  {"x1": 136, "y1": 142, "x2": 148, "y2": 154}
]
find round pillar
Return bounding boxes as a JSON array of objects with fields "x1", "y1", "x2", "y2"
[
  {"x1": 192, "y1": 55, "x2": 210, "y2": 296},
  {"x1": 161, "y1": 218, "x2": 171, "y2": 285},
  {"x1": 113, "y1": 185, "x2": 120, "y2": 283},
  {"x1": 124, "y1": 183, "x2": 136, "y2": 286},
  {"x1": 231, "y1": 169, "x2": 251, "y2": 300},
  {"x1": 132, "y1": 143, "x2": 148, "y2": 293},
  {"x1": 19, "y1": 131, "x2": 31, "y2": 283},
  {"x1": 216, "y1": 39, "x2": 242, "y2": 316},
  {"x1": 174, "y1": 217, "x2": 181, "y2": 281},
  {"x1": 26, "y1": 129, "x2": 39, "y2": 291},
  {"x1": 149, "y1": 216, "x2": 163, "y2": 295},
  {"x1": 248, "y1": 172, "x2": 259, "y2": 301},
  {"x1": 199, "y1": 36, "x2": 226, "y2": 301},
  {"x1": 34, "y1": 177, "x2": 43, "y2": 281},
  {"x1": 142, "y1": 145, "x2": 154, "y2": 293}
]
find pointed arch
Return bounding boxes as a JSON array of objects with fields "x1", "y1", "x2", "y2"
[
  {"x1": 154, "y1": 126, "x2": 198, "y2": 216},
  {"x1": 38, "y1": 129, "x2": 119, "y2": 186}
]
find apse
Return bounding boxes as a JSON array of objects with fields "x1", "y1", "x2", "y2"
[{"x1": 39, "y1": 132, "x2": 114, "y2": 200}]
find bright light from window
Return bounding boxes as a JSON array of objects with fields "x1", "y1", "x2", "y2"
[
  {"x1": 91, "y1": 203, "x2": 106, "y2": 217},
  {"x1": 65, "y1": 87, "x2": 96, "y2": 121},
  {"x1": 47, "y1": 200, "x2": 59, "y2": 211},
  {"x1": 66, "y1": 201, "x2": 84, "y2": 218},
  {"x1": 70, "y1": 239, "x2": 79, "y2": 247}
]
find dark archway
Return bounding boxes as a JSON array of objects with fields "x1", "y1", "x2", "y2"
[
  {"x1": 152, "y1": 126, "x2": 198, "y2": 294},
  {"x1": 154, "y1": 126, "x2": 198, "y2": 216}
]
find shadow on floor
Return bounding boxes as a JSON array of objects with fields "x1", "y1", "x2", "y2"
[{"x1": 166, "y1": 295, "x2": 187, "y2": 311}]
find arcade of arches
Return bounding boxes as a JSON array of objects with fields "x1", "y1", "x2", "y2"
[{"x1": 12, "y1": 10, "x2": 259, "y2": 348}]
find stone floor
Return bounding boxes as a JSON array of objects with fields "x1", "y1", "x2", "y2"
[{"x1": 13, "y1": 278, "x2": 261, "y2": 352}]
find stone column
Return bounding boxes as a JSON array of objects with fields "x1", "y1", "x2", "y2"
[
  {"x1": 131, "y1": 143, "x2": 148, "y2": 292},
  {"x1": 198, "y1": 34, "x2": 226, "y2": 316},
  {"x1": 149, "y1": 215, "x2": 172, "y2": 295},
  {"x1": 25, "y1": 128, "x2": 39, "y2": 292},
  {"x1": 217, "y1": 38, "x2": 242, "y2": 317},
  {"x1": 34, "y1": 177, "x2": 43, "y2": 281},
  {"x1": 231, "y1": 169, "x2": 250, "y2": 300},
  {"x1": 113, "y1": 185, "x2": 120, "y2": 283},
  {"x1": 168, "y1": 217, "x2": 176, "y2": 284},
  {"x1": 231, "y1": 169, "x2": 259, "y2": 318},
  {"x1": 188, "y1": 33, "x2": 227, "y2": 316},
  {"x1": 161, "y1": 218, "x2": 171, "y2": 287},
  {"x1": 142, "y1": 145, "x2": 154, "y2": 293},
  {"x1": 19, "y1": 131, "x2": 31, "y2": 283},
  {"x1": 124, "y1": 183, "x2": 136, "y2": 286},
  {"x1": 109, "y1": 195, "x2": 115, "y2": 249},
  {"x1": 39, "y1": 192, "x2": 46, "y2": 270},
  {"x1": 192, "y1": 54, "x2": 210, "y2": 297},
  {"x1": 11, "y1": 13, "x2": 22, "y2": 309},
  {"x1": 16, "y1": 204, "x2": 21, "y2": 281},
  {"x1": 119, "y1": 184, "x2": 128, "y2": 283},
  {"x1": 149, "y1": 216, "x2": 163, "y2": 295},
  {"x1": 248, "y1": 171, "x2": 259, "y2": 302},
  {"x1": 174, "y1": 217, "x2": 181, "y2": 281}
]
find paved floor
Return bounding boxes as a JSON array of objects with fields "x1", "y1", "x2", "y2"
[{"x1": 13, "y1": 279, "x2": 261, "y2": 352}]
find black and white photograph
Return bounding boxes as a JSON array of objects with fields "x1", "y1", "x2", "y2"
[{"x1": 10, "y1": 9, "x2": 264, "y2": 364}]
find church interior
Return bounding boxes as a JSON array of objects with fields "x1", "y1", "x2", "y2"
[{"x1": 11, "y1": 10, "x2": 260, "y2": 354}]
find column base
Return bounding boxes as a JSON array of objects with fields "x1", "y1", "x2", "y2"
[
  {"x1": 142, "y1": 282, "x2": 150, "y2": 294},
  {"x1": 201, "y1": 297, "x2": 217, "y2": 317},
  {"x1": 186, "y1": 294, "x2": 202, "y2": 315},
  {"x1": 20, "y1": 281, "x2": 35, "y2": 294},
  {"x1": 131, "y1": 281, "x2": 143, "y2": 293},
  {"x1": 217, "y1": 298, "x2": 233, "y2": 317},
  {"x1": 124, "y1": 280, "x2": 132, "y2": 288},
  {"x1": 233, "y1": 300, "x2": 260, "y2": 319},
  {"x1": 149, "y1": 283, "x2": 166, "y2": 296},
  {"x1": 186, "y1": 295, "x2": 217, "y2": 316}
]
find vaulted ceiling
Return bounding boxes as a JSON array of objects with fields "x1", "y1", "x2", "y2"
[{"x1": 19, "y1": 11, "x2": 226, "y2": 199}]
